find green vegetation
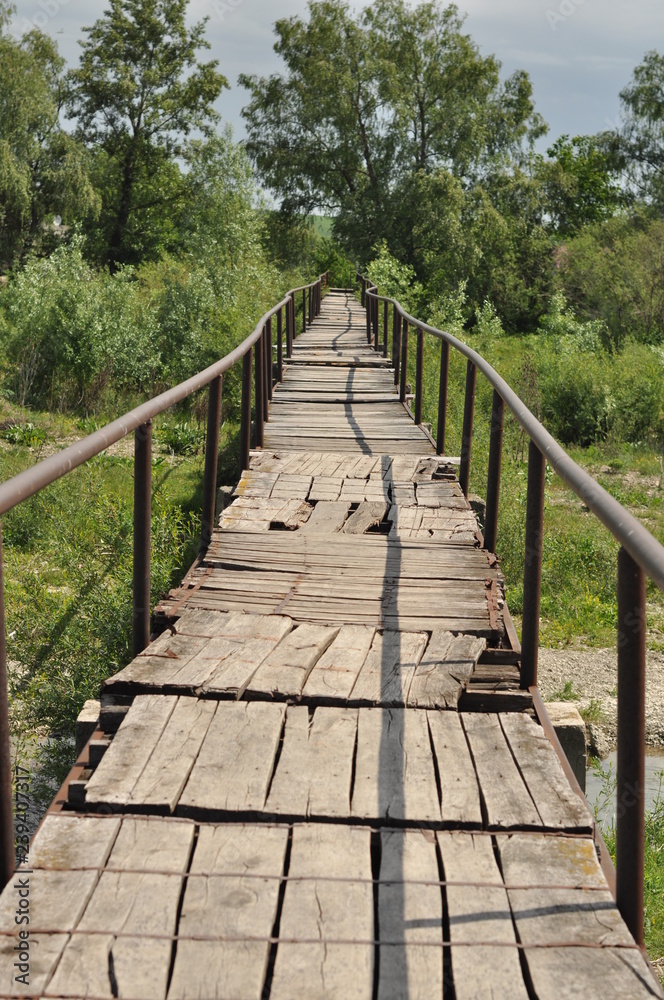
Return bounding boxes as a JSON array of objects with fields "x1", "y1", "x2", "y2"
[{"x1": 593, "y1": 760, "x2": 664, "y2": 975}]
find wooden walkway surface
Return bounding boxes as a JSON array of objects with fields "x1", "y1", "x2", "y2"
[{"x1": 0, "y1": 291, "x2": 660, "y2": 999}]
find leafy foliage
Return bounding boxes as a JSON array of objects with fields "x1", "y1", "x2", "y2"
[
  {"x1": 0, "y1": 3, "x2": 98, "y2": 268},
  {"x1": 66, "y1": 0, "x2": 228, "y2": 267}
]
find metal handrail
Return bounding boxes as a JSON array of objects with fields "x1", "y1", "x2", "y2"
[
  {"x1": 0, "y1": 271, "x2": 328, "y2": 889},
  {"x1": 358, "y1": 271, "x2": 652, "y2": 952}
]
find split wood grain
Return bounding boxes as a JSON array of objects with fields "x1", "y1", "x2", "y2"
[
  {"x1": 168, "y1": 825, "x2": 289, "y2": 1000},
  {"x1": 265, "y1": 706, "x2": 358, "y2": 818},
  {"x1": 270, "y1": 825, "x2": 374, "y2": 1000},
  {"x1": 85, "y1": 694, "x2": 177, "y2": 807},
  {"x1": 461, "y1": 713, "x2": 541, "y2": 829},
  {"x1": 300, "y1": 500, "x2": 352, "y2": 533},
  {"x1": 179, "y1": 701, "x2": 285, "y2": 815},
  {"x1": 438, "y1": 831, "x2": 529, "y2": 1000},
  {"x1": 246, "y1": 622, "x2": 339, "y2": 697},
  {"x1": 409, "y1": 633, "x2": 485, "y2": 709},
  {"x1": 427, "y1": 712, "x2": 482, "y2": 826},
  {"x1": 349, "y1": 630, "x2": 428, "y2": 706},
  {"x1": 303, "y1": 624, "x2": 376, "y2": 700},
  {"x1": 499, "y1": 713, "x2": 592, "y2": 832},
  {"x1": 352, "y1": 707, "x2": 440, "y2": 823},
  {"x1": 378, "y1": 829, "x2": 443, "y2": 999}
]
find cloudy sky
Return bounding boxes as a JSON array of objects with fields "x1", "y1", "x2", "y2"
[{"x1": 11, "y1": 0, "x2": 664, "y2": 148}]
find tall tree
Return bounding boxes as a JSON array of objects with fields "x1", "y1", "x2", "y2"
[
  {"x1": 0, "y1": 2, "x2": 97, "y2": 269},
  {"x1": 66, "y1": 0, "x2": 227, "y2": 267},
  {"x1": 614, "y1": 50, "x2": 664, "y2": 210},
  {"x1": 240, "y1": 0, "x2": 545, "y2": 260}
]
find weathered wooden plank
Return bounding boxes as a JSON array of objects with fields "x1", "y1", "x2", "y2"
[
  {"x1": 500, "y1": 713, "x2": 592, "y2": 832},
  {"x1": 349, "y1": 630, "x2": 428, "y2": 706},
  {"x1": 523, "y1": 947, "x2": 659, "y2": 1000},
  {"x1": 108, "y1": 816, "x2": 195, "y2": 871},
  {"x1": 497, "y1": 833, "x2": 606, "y2": 888},
  {"x1": 270, "y1": 825, "x2": 374, "y2": 1000},
  {"x1": 378, "y1": 829, "x2": 443, "y2": 999},
  {"x1": 462, "y1": 713, "x2": 541, "y2": 829},
  {"x1": 438, "y1": 831, "x2": 529, "y2": 1000},
  {"x1": 85, "y1": 695, "x2": 177, "y2": 807},
  {"x1": 0, "y1": 869, "x2": 98, "y2": 933},
  {"x1": 50, "y1": 871, "x2": 183, "y2": 999},
  {"x1": 246, "y1": 623, "x2": 339, "y2": 697},
  {"x1": 303, "y1": 624, "x2": 376, "y2": 700},
  {"x1": 205, "y1": 614, "x2": 295, "y2": 695},
  {"x1": 342, "y1": 501, "x2": 389, "y2": 533},
  {"x1": 179, "y1": 702, "x2": 285, "y2": 815},
  {"x1": 168, "y1": 825, "x2": 289, "y2": 1000},
  {"x1": 29, "y1": 814, "x2": 121, "y2": 870},
  {"x1": 0, "y1": 933, "x2": 69, "y2": 997},
  {"x1": 409, "y1": 632, "x2": 485, "y2": 709},
  {"x1": 127, "y1": 698, "x2": 217, "y2": 812},
  {"x1": 427, "y1": 712, "x2": 482, "y2": 826},
  {"x1": 266, "y1": 706, "x2": 358, "y2": 818},
  {"x1": 300, "y1": 500, "x2": 352, "y2": 533},
  {"x1": 352, "y1": 707, "x2": 440, "y2": 823}
]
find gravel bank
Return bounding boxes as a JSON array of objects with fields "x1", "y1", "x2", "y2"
[{"x1": 539, "y1": 647, "x2": 664, "y2": 756}]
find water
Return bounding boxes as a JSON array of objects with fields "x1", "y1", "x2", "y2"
[{"x1": 585, "y1": 750, "x2": 664, "y2": 826}]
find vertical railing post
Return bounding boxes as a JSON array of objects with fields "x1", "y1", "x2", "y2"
[
  {"x1": 366, "y1": 291, "x2": 371, "y2": 344},
  {"x1": 0, "y1": 532, "x2": 14, "y2": 890},
  {"x1": 459, "y1": 361, "x2": 476, "y2": 498},
  {"x1": 616, "y1": 546, "x2": 646, "y2": 947},
  {"x1": 265, "y1": 318, "x2": 273, "y2": 404},
  {"x1": 255, "y1": 331, "x2": 264, "y2": 448},
  {"x1": 436, "y1": 340, "x2": 449, "y2": 455},
  {"x1": 288, "y1": 294, "x2": 294, "y2": 357},
  {"x1": 415, "y1": 327, "x2": 424, "y2": 425},
  {"x1": 520, "y1": 441, "x2": 546, "y2": 687},
  {"x1": 240, "y1": 349, "x2": 252, "y2": 472},
  {"x1": 361, "y1": 277, "x2": 366, "y2": 306},
  {"x1": 393, "y1": 306, "x2": 400, "y2": 386},
  {"x1": 277, "y1": 307, "x2": 283, "y2": 383},
  {"x1": 302, "y1": 289, "x2": 306, "y2": 332},
  {"x1": 373, "y1": 296, "x2": 379, "y2": 351},
  {"x1": 200, "y1": 375, "x2": 222, "y2": 552},
  {"x1": 383, "y1": 299, "x2": 388, "y2": 357},
  {"x1": 484, "y1": 389, "x2": 505, "y2": 554},
  {"x1": 399, "y1": 320, "x2": 409, "y2": 403},
  {"x1": 132, "y1": 419, "x2": 152, "y2": 657}
]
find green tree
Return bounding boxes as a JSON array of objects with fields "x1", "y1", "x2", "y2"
[
  {"x1": 0, "y1": 3, "x2": 97, "y2": 269},
  {"x1": 537, "y1": 134, "x2": 623, "y2": 235},
  {"x1": 66, "y1": 0, "x2": 227, "y2": 267},
  {"x1": 240, "y1": 0, "x2": 545, "y2": 261},
  {"x1": 613, "y1": 50, "x2": 664, "y2": 209}
]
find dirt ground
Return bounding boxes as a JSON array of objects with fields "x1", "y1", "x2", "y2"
[{"x1": 539, "y1": 646, "x2": 664, "y2": 756}]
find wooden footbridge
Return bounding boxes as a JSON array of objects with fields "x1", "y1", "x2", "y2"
[{"x1": 0, "y1": 277, "x2": 662, "y2": 998}]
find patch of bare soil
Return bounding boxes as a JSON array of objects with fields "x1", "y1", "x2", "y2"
[{"x1": 540, "y1": 647, "x2": 664, "y2": 756}]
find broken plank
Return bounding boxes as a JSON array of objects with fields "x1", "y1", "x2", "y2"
[
  {"x1": 246, "y1": 622, "x2": 339, "y2": 698},
  {"x1": 303, "y1": 624, "x2": 376, "y2": 701}
]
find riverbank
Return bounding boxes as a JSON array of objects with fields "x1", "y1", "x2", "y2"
[{"x1": 540, "y1": 646, "x2": 664, "y2": 756}]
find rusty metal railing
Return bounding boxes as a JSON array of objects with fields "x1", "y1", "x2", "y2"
[
  {"x1": 0, "y1": 271, "x2": 328, "y2": 889},
  {"x1": 359, "y1": 271, "x2": 659, "y2": 951}
]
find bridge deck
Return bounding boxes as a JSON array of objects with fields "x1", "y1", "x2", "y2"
[{"x1": 0, "y1": 291, "x2": 659, "y2": 999}]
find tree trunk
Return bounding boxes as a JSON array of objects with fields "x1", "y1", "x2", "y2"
[{"x1": 108, "y1": 153, "x2": 135, "y2": 272}]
